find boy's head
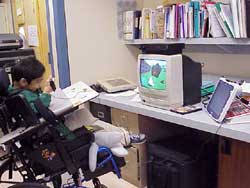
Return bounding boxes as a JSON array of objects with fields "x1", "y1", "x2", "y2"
[{"x1": 12, "y1": 57, "x2": 45, "y2": 91}]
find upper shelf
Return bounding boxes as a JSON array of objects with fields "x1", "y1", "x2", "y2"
[{"x1": 124, "y1": 38, "x2": 250, "y2": 45}]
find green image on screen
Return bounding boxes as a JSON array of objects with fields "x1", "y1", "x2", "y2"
[{"x1": 140, "y1": 59, "x2": 166, "y2": 90}]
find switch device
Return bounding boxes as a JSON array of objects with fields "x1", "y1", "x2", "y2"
[
  {"x1": 206, "y1": 78, "x2": 241, "y2": 123},
  {"x1": 97, "y1": 77, "x2": 136, "y2": 93}
]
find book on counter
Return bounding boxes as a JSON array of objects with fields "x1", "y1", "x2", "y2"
[{"x1": 225, "y1": 100, "x2": 250, "y2": 119}]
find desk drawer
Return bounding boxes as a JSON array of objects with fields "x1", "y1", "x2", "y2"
[
  {"x1": 121, "y1": 141, "x2": 147, "y2": 188},
  {"x1": 111, "y1": 108, "x2": 139, "y2": 134},
  {"x1": 90, "y1": 102, "x2": 111, "y2": 123}
]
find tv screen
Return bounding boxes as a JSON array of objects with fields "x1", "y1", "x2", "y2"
[{"x1": 140, "y1": 59, "x2": 166, "y2": 90}]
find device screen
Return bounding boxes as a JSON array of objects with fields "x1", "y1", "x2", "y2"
[
  {"x1": 140, "y1": 59, "x2": 166, "y2": 90},
  {"x1": 207, "y1": 80, "x2": 234, "y2": 120}
]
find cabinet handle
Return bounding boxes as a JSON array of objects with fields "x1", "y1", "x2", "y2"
[
  {"x1": 121, "y1": 115, "x2": 127, "y2": 122},
  {"x1": 97, "y1": 111, "x2": 105, "y2": 119}
]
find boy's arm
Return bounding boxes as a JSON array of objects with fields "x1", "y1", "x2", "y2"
[
  {"x1": 38, "y1": 93, "x2": 51, "y2": 107},
  {"x1": 21, "y1": 90, "x2": 51, "y2": 112}
]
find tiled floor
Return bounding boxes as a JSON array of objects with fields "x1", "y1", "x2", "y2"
[
  {"x1": 62, "y1": 172, "x2": 137, "y2": 188},
  {"x1": 1, "y1": 172, "x2": 137, "y2": 188}
]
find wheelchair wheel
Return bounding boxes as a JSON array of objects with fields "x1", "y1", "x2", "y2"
[
  {"x1": 8, "y1": 182, "x2": 50, "y2": 188},
  {"x1": 0, "y1": 159, "x2": 25, "y2": 184},
  {"x1": 92, "y1": 178, "x2": 108, "y2": 188},
  {"x1": 0, "y1": 159, "x2": 62, "y2": 188}
]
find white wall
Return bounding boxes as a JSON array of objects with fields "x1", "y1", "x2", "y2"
[
  {"x1": 64, "y1": 0, "x2": 140, "y2": 85},
  {"x1": 47, "y1": 0, "x2": 60, "y2": 86}
]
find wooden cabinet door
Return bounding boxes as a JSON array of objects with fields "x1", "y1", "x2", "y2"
[
  {"x1": 218, "y1": 137, "x2": 250, "y2": 188},
  {"x1": 0, "y1": 4, "x2": 9, "y2": 34}
]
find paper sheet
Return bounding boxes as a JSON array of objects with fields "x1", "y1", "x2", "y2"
[
  {"x1": 28, "y1": 25, "x2": 39, "y2": 47},
  {"x1": 104, "y1": 90, "x2": 137, "y2": 97}
]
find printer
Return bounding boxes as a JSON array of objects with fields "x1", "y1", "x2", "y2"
[{"x1": 0, "y1": 34, "x2": 35, "y2": 73}]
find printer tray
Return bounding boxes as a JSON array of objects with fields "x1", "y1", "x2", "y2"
[{"x1": 0, "y1": 34, "x2": 23, "y2": 50}]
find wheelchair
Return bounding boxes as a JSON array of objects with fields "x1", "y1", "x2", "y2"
[{"x1": 0, "y1": 68, "x2": 126, "y2": 188}]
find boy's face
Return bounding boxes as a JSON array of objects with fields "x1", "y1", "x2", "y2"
[{"x1": 18, "y1": 76, "x2": 44, "y2": 91}]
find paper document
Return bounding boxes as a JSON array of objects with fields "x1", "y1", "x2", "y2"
[{"x1": 50, "y1": 82, "x2": 99, "y2": 114}]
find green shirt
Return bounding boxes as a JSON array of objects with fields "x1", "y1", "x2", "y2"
[{"x1": 8, "y1": 86, "x2": 76, "y2": 141}]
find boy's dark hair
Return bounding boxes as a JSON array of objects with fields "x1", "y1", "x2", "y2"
[{"x1": 12, "y1": 57, "x2": 45, "y2": 84}]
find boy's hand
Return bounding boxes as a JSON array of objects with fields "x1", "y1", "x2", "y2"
[{"x1": 44, "y1": 76, "x2": 53, "y2": 94}]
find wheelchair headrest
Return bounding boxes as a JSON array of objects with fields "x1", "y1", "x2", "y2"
[
  {"x1": 5, "y1": 94, "x2": 40, "y2": 128},
  {"x1": 0, "y1": 68, "x2": 10, "y2": 97}
]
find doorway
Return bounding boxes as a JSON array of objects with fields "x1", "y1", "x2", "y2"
[{"x1": 12, "y1": 0, "x2": 51, "y2": 81}]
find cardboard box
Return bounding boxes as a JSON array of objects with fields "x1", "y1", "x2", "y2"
[{"x1": 121, "y1": 141, "x2": 147, "y2": 188}]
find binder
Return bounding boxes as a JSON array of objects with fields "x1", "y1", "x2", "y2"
[
  {"x1": 155, "y1": 8, "x2": 165, "y2": 39},
  {"x1": 241, "y1": 0, "x2": 247, "y2": 37},
  {"x1": 231, "y1": 0, "x2": 240, "y2": 38},
  {"x1": 246, "y1": 0, "x2": 250, "y2": 37},
  {"x1": 142, "y1": 8, "x2": 152, "y2": 39},
  {"x1": 164, "y1": 7, "x2": 171, "y2": 38},
  {"x1": 175, "y1": 4, "x2": 179, "y2": 38},
  {"x1": 193, "y1": 1, "x2": 200, "y2": 38},
  {"x1": 134, "y1": 11, "x2": 142, "y2": 39},
  {"x1": 188, "y1": 5, "x2": 194, "y2": 38},
  {"x1": 123, "y1": 11, "x2": 141, "y2": 40}
]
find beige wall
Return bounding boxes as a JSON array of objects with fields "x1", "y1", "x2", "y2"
[
  {"x1": 64, "y1": 0, "x2": 139, "y2": 85},
  {"x1": 65, "y1": 0, "x2": 250, "y2": 84},
  {"x1": 184, "y1": 52, "x2": 250, "y2": 78}
]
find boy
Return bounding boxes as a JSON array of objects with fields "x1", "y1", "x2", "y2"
[{"x1": 9, "y1": 57, "x2": 75, "y2": 140}]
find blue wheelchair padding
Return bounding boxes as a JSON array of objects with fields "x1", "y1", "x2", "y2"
[{"x1": 63, "y1": 146, "x2": 121, "y2": 188}]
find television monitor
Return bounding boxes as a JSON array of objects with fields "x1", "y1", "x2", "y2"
[{"x1": 138, "y1": 54, "x2": 184, "y2": 109}]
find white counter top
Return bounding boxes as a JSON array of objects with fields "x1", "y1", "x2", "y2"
[{"x1": 92, "y1": 92, "x2": 250, "y2": 143}]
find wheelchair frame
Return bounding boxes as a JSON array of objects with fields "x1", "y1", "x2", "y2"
[{"x1": 0, "y1": 94, "x2": 124, "y2": 188}]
